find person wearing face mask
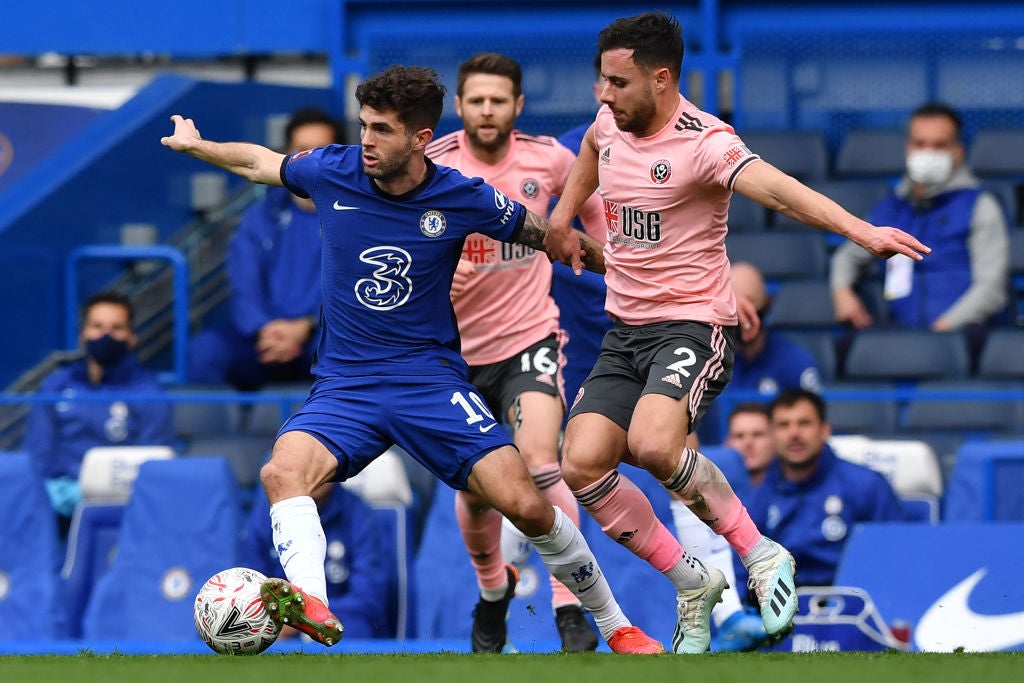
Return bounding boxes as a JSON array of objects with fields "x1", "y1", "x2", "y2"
[
  {"x1": 21, "y1": 291, "x2": 173, "y2": 533},
  {"x1": 830, "y1": 103, "x2": 1010, "y2": 337}
]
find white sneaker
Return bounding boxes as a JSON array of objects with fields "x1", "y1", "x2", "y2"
[
  {"x1": 671, "y1": 563, "x2": 728, "y2": 654},
  {"x1": 746, "y1": 538, "x2": 797, "y2": 637}
]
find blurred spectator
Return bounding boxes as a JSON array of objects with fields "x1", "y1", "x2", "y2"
[
  {"x1": 697, "y1": 261, "x2": 820, "y2": 443},
  {"x1": 188, "y1": 107, "x2": 344, "y2": 390},
  {"x1": 240, "y1": 482, "x2": 396, "y2": 639},
  {"x1": 724, "y1": 402, "x2": 774, "y2": 489},
  {"x1": 831, "y1": 102, "x2": 1009, "y2": 338},
  {"x1": 22, "y1": 291, "x2": 173, "y2": 531},
  {"x1": 731, "y1": 262, "x2": 822, "y2": 395},
  {"x1": 744, "y1": 389, "x2": 903, "y2": 586}
]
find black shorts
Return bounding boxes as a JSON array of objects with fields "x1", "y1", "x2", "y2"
[
  {"x1": 568, "y1": 320, "x2": 737, "y2": 433},
  {"x1": 467, "y1": 333, "x2": 565, "y2": 423}
]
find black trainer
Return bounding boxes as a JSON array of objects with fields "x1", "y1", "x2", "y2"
[
  {"x1": 471, "y1": 564, "x2": 519, "y2": 653},
  {"x1": 555, "y1": 604, "x2": 599, "y2": 652}
]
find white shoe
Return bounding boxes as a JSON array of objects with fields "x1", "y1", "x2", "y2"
[
  {"x1": 671, "y1": 562, "x2": 728, "y2": 654},
  {"x1": 746, "y1": 538, "x2": 797, "y2": 637}
]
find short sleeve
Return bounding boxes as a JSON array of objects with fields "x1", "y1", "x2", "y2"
[
  {"x1": 463, "y1": 176, "x2": 528, "y2": 242},
  {"x1": 280, "y1": 147, "x2": 327, "y2": 199},
  {"x1": 692, "y1": 128, "x2": 761, "y2": 191}
]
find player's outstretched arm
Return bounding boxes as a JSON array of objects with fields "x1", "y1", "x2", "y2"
[
  {"x1": 734, "y1": 161, "x2": 931, "y2": 261},
  {"x1": 519, "y1": 210, "x2": 605, "y2": 275},
  {"x1": 160, "y1": 114, "x2": 286, "y2": 187}
]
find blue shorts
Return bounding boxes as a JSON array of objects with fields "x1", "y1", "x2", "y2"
[{"x1": 278, "y1": 370, "x2": 514, "y2": 490}]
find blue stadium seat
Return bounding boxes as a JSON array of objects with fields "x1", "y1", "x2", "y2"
[
  {"x1": 61, "y1": 503, "x2": 126, "y2": 638},
  {"x1": 977, "y1": 329, "x2": 1024, "y2": 380},
  {"x1": 369, "y1": 502, "x2": 416, "y2": 639},
  {"x1": 771, "y1": 280, "x2": 836, "y2": 329},
  {"x1": 184, "y1": 435, "x2": 275, "y2": 489},
  {"x1": 0, "y1": 452, "x2": 65, "y2": 640},
  {"x1": 171, "y1": 393, "x2": 236, "y2": 441},
  {"x1": 834, "y1": 130, "x2": 906, "y2": 178},
  {"x1": 1010, "y1": 230, "x2": 1024, "y2": 325},
  {"x1": 945, "y1": 440, "x2": 1024, "y2": 522},
  {"x1": 780, "y1": 331, "x2": 837, "y2": 382},
  {"x1": 81, "y1": 457, "x2": 240, "y2": 640},
  {"x1": 742, "y1": 130, "x2": 829, "y2": 181},
  {"x1": 982, "y1": 180, "x2": 1020, "y2": 228},
  {"x1": 728, "y1": 192, "x2": 767, "y2": 233},
  {"x1": 969, "y1": 130, "x2": 1024, "y2": 177},
  {"x1": 903, "y1": 381, "x2": 1024, "y2": 436},
  {"x1": 810, "y1": 180, "x2": 892, "y2": 221},
  {"x1": 726, "y1": 231, "x2": 828, "y2": 281},
  {"x1": 825, "y1": 384, "x2": 899, "y2": 435},
  {"x1": 843, "y1": 330, "x2": 970, "y2": 381}
]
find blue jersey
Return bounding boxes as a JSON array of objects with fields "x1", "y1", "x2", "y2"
[
  {"x1": 281, "y1": 147, "x2": 526, "y2": 377},
  {"x1": 21, "y1": 357, "x2": 174, "y2": 480},
  {"x1": 730, "y1": 333, "x2": 821, "y2": 395},
  {"x1": 744, "y1": 445, "x2": 904, "y2": 586}
]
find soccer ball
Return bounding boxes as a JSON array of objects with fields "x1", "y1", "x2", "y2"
[{"x1": 193, "y1": 567, "x2": 282, "y2": 655}]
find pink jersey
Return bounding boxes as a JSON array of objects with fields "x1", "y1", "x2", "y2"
[
  {"x1": 594, "y1": 95, "x2": 760, "y2": 326},
  {"x1": 428, "y1": 130, "x2": 605, "y2": 365}
]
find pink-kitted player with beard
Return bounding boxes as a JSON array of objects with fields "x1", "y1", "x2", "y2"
[
  {"x1": 545, "y1": 11, "x2": 930, "y2": 654},
  {"x1": 427, "y1": 52, "x2": 610, "y2": 653}
]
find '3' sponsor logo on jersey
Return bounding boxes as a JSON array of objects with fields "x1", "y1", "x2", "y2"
[{"x1": 355, "y1": 246, "x2": 412, "y2": 311}]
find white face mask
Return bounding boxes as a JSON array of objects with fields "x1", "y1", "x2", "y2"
[{"x1": 906, "y1": 149, "x2": 955, "y2": 186}]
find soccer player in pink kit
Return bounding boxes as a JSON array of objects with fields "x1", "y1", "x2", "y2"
[
  {"x1": 545, "y1": 12, "x2": 931, "y2": 654},
  {"x1": 427, "y1": 53, "x2": 608, "y2": 653}
]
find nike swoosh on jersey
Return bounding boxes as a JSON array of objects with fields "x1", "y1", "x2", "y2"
[
  {"x1": 333, "y1": 201, "x2": 360, "y2": 210},
  {"x1": 915, "y1": 568, "x2": 1024, "y2": 652},
  {"x1": 478, "y1": 423, "x2": 498, "y2": 433}
]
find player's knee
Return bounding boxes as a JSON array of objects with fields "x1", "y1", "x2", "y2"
[
  {"x1": 504, "y1": 494, "x2": 555, "y2": 537},
  {"x1": 558, "y1": 454, "x2": 592, "y2": 492},
  {"x1": 627, "y1": 434, "x2": 679, "y2": 474}
]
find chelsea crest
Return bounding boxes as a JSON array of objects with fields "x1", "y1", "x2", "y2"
[{"x1": 420, "y1": 210, "x2": 447, "y2": 238}]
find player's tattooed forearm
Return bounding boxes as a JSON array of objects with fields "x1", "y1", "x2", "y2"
[
  {"x1": 577, "y1": 232, "x2": 606, "y2": 274},
  {"x1": 519, "y1": 211, "x2": 548, "y2": 251},
  {"x1": 517, "y1": 211, "x2": 605, "y2": 274}
]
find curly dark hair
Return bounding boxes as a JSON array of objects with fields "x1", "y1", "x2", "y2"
[
  {"x1": 598, "y1": 11, "x2": 684, "y2": 81},
  {"x1": 355, "y1": 65, "x2": 446, "y2": 133}
]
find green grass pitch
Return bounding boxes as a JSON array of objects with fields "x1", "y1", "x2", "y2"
[{"x1": 0, "y1": 651, "x2": 1021, "y2": 683}]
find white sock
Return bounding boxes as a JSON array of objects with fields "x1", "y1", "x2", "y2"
[
  {"x1": 269, "y1": 496, "x2": 328, "y2": 604},
  {"x1": 526, "y1": 506, "x2": 630, "y2": 640},
  {"x1": 671, "y1": 499, "x2": 745, "y2": 627},
  {"x1": 741, "y1": 536, "x2": 778, "y2": 567},
  {"x1": 500, "y1": 515, "x2": 533, "y2": 566}
]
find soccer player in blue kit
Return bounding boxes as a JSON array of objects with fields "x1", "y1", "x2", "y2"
[{"x1": 161, "y1": 65, "x2": 663, "y2": 654}]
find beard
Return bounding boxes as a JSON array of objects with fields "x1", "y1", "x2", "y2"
[
  {"x1": 465, "y1": 124, "x2": 512, "y2": 154},
  {"x1": 612, "y1": 85, "x2": 658, "y2": 134},
  {"x1": 363, "y1": 141, "x2": 414, "y2": 182}
]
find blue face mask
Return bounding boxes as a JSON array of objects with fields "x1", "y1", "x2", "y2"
[{"x1": 85, "y1": 334, "x2": 131, "y2": 367}]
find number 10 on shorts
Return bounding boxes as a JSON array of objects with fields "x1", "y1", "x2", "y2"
[{"x1": 451, "y1": 390, "x2": 497, "y2": 430}]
